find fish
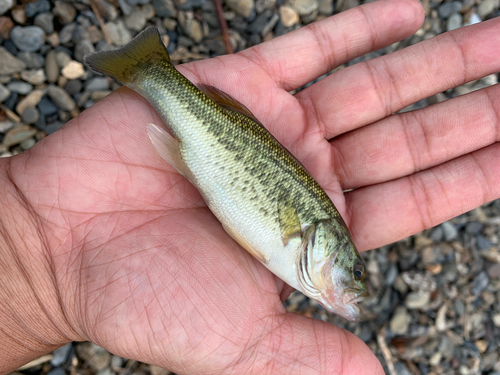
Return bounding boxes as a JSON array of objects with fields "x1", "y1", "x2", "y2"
[{"x1": 84, "y1": 26, "x2": 369, "y2": 321}]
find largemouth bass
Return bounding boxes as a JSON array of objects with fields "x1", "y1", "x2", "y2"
[{"x1": 84, "y1": 27, "x2": 369, "y2": 321}]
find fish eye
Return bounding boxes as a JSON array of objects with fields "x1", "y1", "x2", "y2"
[{"x1": 353, "y1": 262, "x2": 365, "y2": 280}]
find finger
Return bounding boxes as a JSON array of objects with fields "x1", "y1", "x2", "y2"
[
  {"x1": 332, "y1": 83, "x2": 500, "y2": 189},
  {"x1": 244, "y1": 313, "x2": 384, "y2": 375},
  {"x1": 347, "y1": 142, "x2": 500, "y2": 251},
  {"x1": 297, "y1": 17, "x2": 500, "y2": 139},
  {"x1": 242, "y1": 0, "x2": 424, "y2": 91}
]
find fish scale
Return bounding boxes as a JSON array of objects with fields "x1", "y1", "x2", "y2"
[{"x1": 85, "y1": 26, "x2": 369, "y2": 321}]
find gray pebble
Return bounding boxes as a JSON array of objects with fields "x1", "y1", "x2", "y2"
[
  {"x1": 470, "y1": 271, "x2": 489, "y2": 294},
  {"x1": 0, "y1": 47, "x2": 26, "y2": 75},
  {"x1": 3, "y1": 124, "x2": 37, "y2": 147},
  {"x1": 430, "y1": 226, "x2": 444, "y2": 241},
  {"x1": 37, "y1": 97, "x2": 59, "y2": 116},
  {"x1": 0, "y1": 121, "x2": 15, "y2": 133},
  {"x1": 85, "y1": 77, "x2": 109, "y2": 91},
  {"x1": 185, "y1": 19, "x2": 203, "y2": 43},
  {"x1": 261, "y1": 12, "x2": 279, "y2": 37},
  {"x1": 394, "y1": 362, "x2": 412, "y2": 375},
  {"x1": 476, "y1": 234, "x2": 490, "y2": 250},
  {"x1": 51, "y1": 343, "x2": 72, "y2": 366},
  {"x1": 20, "y1": 138, "x2": 36, "y2": 150},
  {"x1": 438, "y1": 1, "x2": 462, "y2": 18},
  {"x1": 45, "y1": 50, "x2": 59, "y2": 83},
  {"x1": 44, "y1": 121, "x2": 64, "y2": 134},
  {"x1": 21, "y1": 69, "x2": 46, "y2": 85},
  {"x1": 442, "y1": 221, "x2": 458, "y2": 241},
  {"x1": 153, "y1": 0, "x2": 176, "y2": 17},
  {"x1": 177, "y1": 0, "x2": 205, "y2": 9},
  {"x1": 124, "y1": 8, "x2": 148, "y2": 31},
  {"x1": 24, "y1": 0, "x2": 50, "y2": 17},
  {"x1": 318, "y1": 0, "x2": 333, "y2": 15},
  {"x1": 34, "y1": 12, "x2": 54, "y2": 34},
  {"x1": 47, "y1": 367, "x2": 66, "y2": 375},
  {"x1": 64, "y1": 80, "x2": 83, "y2": 95},
  {"x1": 205, "y1": 38, "x2": 225, "y2": 55},
  {"x1": 118, "y1": 0, "x2": 133, "y2": 15},
  {"x1": 226, "y1": 0, "x2": 255, "y2": 17},
  {"x1": 405, "y1": 291, "x2": 430, "y2": 309},
  {"x1": 17, "y1": 51, "x2": 45, "y2": 69},
  {"x1": 390, "y1": 306, "x2": 411, "y2": 335},
  {"x1": 0, "y1": 84, "x2": 10, "y2": 102},
  {"x1": 75, "y1": 40, "x2": 95, "y2": 63},
  {"x1": 10, "y1": 26, "x2": 46, "y2": 52},
  {"x1": 248, "y1": 9, "x2": 271, "y2": 34},
  {"x1": 22, "y1": 107, "x2": 40, "y2": 124},
  {"x1": 56, "y1": 51, "x2": 72, "y2": 68},
  {"x1": 47, "y1": 85, "x2": 76, "y2": 111},
  {"x1": 466, "y1": 221, "x2": 483, "y2": 234},
  {"x1": 59, "y1": 23, "x2": 77, "y2": 44},
  {"x1": 53, "y1": 1, "x2": 76, "y2": 24},
  {"x1": 105, "y1": 20, "x2": 132, "y2": 46},
  {"x1": 0, "y1": 0, "x2": 13, "y2": 16},
  {"x1": 477, "y1": 0, "x2": 500, "y2": 18},
  {"x1": 291, "y1": 0, "x2": 318, "y2": 15},
  {"x1": 7, "y1": 81, "x2": 33, "y2": 94},
  {"x1": 447, "y1": 12, "x2": 462, "y2": 31}
]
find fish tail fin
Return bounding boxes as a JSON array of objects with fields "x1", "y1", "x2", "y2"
[{"x1": 84, "y1": 26, "x2": 170, "y2": 85}]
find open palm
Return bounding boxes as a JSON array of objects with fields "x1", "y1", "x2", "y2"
[{"x1": 6, "y1": 0, "x2": 500, "y2": 373}]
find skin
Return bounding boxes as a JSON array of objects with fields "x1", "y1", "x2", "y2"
[{"x1": 1, "y1": 0, "x2": 499, "y2": 373}]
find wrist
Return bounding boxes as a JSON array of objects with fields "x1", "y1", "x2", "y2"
[{"x1": 0, "y1": 158, "x2": 75, "y2": 373}]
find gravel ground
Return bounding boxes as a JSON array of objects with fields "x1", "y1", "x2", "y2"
[{"x1": 1, "y1": 0, "x2": 499, "y2": 373}]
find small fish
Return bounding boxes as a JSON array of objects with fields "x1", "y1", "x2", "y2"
[{"x1": 84, "y1": 27, "x2": 369, "y2": 321}]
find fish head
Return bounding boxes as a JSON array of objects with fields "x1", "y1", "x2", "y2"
[{"x1": 303, "y1": 219, "x2": 369, "y2": 322}]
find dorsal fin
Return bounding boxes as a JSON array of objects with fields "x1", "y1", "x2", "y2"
[{"x1": 197, "y1": 84, "x2": 262, "y2": 124}]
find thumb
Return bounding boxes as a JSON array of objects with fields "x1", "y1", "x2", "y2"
[{"x1": 245, "y1": 312, "x2": 384, "y2": 374}]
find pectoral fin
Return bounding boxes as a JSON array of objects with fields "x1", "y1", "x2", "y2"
[
  {"x1": 147, "y1": 123, "x2": 193, "y2": 181},
  {"x1": 278, "y1": 197, "x2": 303, "y2": 246}
]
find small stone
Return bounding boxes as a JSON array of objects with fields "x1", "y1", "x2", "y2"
[
  {"x1": 51, "y1": 343, "x2": 73, "y2": 366},
  {"x1": 7, "y1": 81, "x2": 33, "y2": 94},
  {"x1": 124, "y1": 7, "x2": 148, "y2": 31},
  {"x1": 10, "y1": 26, "x2": 45, "y2": 52},
  {"x1": 149, "y1": 365, "x2": 170, "y2": 375},
  {"x1": 477, "y1": 0, "x2": 499, "y2": 19},
  {"x1": 291, "y1": 0, "x2": 318, "y2": 15},
  {"x1": 470, "y1": 271, "x2": 489, "y2": 294},
  {"x1": 442, "y1": 221, "x2": 458, "y2": 241},
  {"x1": 430, "y1": 226, "x2": 443, "y2": 241},
  {"x1": 394, "y1": 362, "x2": 412, "y2": 375},
  {"x1": 0, "y1": 121, "x2": 15, "y2": 133},
  {"x1": 85, "y1": 77, "x2": 109, "y2": 91},
  {"x1": 76, "y1": 342, "x2": 111, "y2": 371},
  {"x1": 15, "y1": 89, "x2": 44, "y2": 115},
  {"x1": 226, "y1": 0, "x2": 254, "y2": 17},
  {"x1": 21, "y1": 69, "x2": 46, "y2": 85},
  {"x1": 492, "y1": 314, "x2": 500, "y2": 327},
  {"x1": 47, "y1": 85, "x2": 76, "y2": 111},
  {"x1": 153, "y1": 0, "x2": 177, "y2": 17},
  {"x1": 47, "y1": 32, "x2": 60, "y2": 47},
  {"x1": 17, "y1": 51, "x2": 44, "y2": 69},
  {"x1": 0, "y1": 46, "x2": 26, "y2": 75},
  {"x1": 20, "y1": 138, "x2": 36, "y2": 150},
  {"x1": 390, "y1": 306, "x2": 411, "y2": 335},
  {"x1": 0, "y1": 15, "x2": 14, "y2": 39},
  {"x1": 261, "y1": 12, "x2": 279, "y2": 37},
  {"x1": 429, "y1": 352, "x2": 442, "y2": 366},
  {"x1": 11, "y1": 7, "x2": 27, "y2": 24},
  {"x1": 0, "y1": 84, "x2": 10, "y2": 102},
  {"x1": 317, "y1": 0, "x2": 333, "y2": 15},
  {"x1": 94, "y1": 0, "x2": 118, "y2": 21},
  {"x1": 34, "y1": 12, "x2": 54, "y2": 34},
  {"x1": 465, "y1": 12, "x2": 482, "y2": 25},
  {"x1": 53, "y1": 1, "x2": 76, "y2": 24},
  {"x1": 186, "y1": 19, "x2": 203, "y2": 42},
  {"x1": 279, "y1": 6, "x2": 298, "y2": 27},
  {"x1": 0, "y1": 0, "x2": 13, "y2": 15},
  {"x1": 163, "y1": 18, "x2": 177, "y2": 31},
  {"x1": 37, "y1": 97, "x2": 58, "y2": 116},
  {"x1": 436, "y1": 304, "x2": 447, "y2": 331},
  {"x1": 90, "y1": 90, "x2": 111, "y2": 101},
  {"x1": 24, "y1": 0, "x2": 50, "y2": 17},
  {"x1": 405, "y1": 291, "x2": 430, "y2": 309},
  {"x1": 438, "y1": 1, "x2": 462, "y2": 18},
  {"x1": 75, "y1": 40, "x2": 96, "y2": 63},
  {"x1": 105, "y1": 20, "x2": 132, "y2": 46},
  {"x1": 466, "y1": 221, "x2": 483, "y2": 234},
  {"x1": 475, "y1": 339, "x2": 487, "y2": 353},
  {"x1": 59, "y1": 23, "x2": 76, "y2": 44},
  {"x1": 110, "y1": 355, "x2": 123, "y2": 368},
  {"x1": 45, "y1": 50, "x2": 59, "y2": 83},
  {"x1": 61, "y1": 61, "x2": 85, "y2": 80},
  {"x1": 3, "y1": 124, "x2": 37, "y2": 147},
  {"x1": 56, "y1": 51, "x2": 72, "y2": 69},
  {"x1": 47, "y1": 367, "x2": 65, "y2": 375},
  {"x1": 487, "y1": 263, "x2": 500, "y2": 278}
]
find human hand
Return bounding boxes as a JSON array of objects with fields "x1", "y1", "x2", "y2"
[{"x1": 1, "y1": 0, "x2": 499, "y2": 373}]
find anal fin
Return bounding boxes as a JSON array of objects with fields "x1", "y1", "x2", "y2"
[{"x1": 147, "y1": 123, "x2": 193, "y2": 181}]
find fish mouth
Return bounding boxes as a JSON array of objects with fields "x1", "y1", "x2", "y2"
[{"x1": 343, "y1": 288, "x2": 370, "y2": 306}]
